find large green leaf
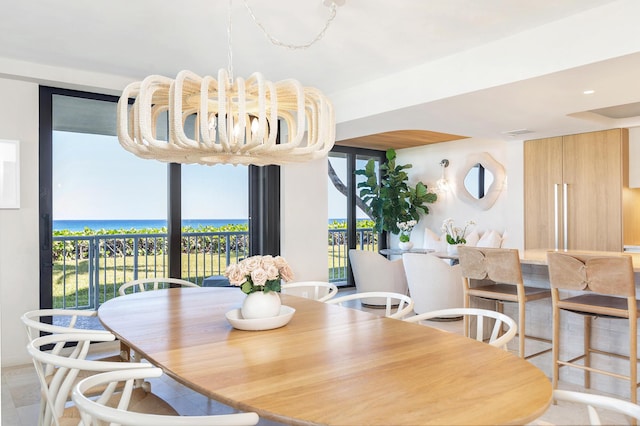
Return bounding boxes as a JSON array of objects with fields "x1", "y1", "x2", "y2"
[{"x1": 355, "y1": 148, "x2": 437, "y2": 235}]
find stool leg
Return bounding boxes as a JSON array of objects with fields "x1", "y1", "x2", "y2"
[
  {"x1": 517, "y1": 301, "x2": 525, "y2": 358},
  {"x1": 630, "y1": 309, "x2": 637, "y2": 405},
  {"x1": 552, "y1": 302, "x2": 560, "y2": 392},
  {"x1": 584, "y1": 316, "x2": 592, "y2": 389},
  {"x1": 495, "y1": 301, "x2": 505, "y2": 337},
  {"x1": 463, "y1": 282, "x2": 471, "y2": 339}
]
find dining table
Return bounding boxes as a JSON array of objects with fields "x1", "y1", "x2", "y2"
[{"x1": 98, "y1": 287, "x2": 552, "y2": 425}]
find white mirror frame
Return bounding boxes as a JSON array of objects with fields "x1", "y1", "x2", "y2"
[
  {"x1": 456, "y1": 152, "x2": 505, "y2": 211},
  {"x1": 0, "y1": 139, "x2": 20, "y2": 209}
]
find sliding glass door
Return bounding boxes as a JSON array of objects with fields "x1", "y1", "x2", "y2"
[
  {"x1": 328, "y1": 146, "x2": 385, "y2": 286},
  {"x1": 39, "y1": 87, "x2": 264, "y2": 311}
]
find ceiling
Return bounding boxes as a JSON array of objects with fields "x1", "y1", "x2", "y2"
[{"x1": 2, "y1": 0, "x2": 639, "y2": 150}]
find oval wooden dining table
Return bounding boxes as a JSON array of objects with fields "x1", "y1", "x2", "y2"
[{"x1": 98, "y1": 287, "x2": 552, "y2": 425}]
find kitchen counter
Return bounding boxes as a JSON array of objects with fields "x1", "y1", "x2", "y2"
[{"x1": 522, "y1": 249, "x2": 640, "y2": 272}]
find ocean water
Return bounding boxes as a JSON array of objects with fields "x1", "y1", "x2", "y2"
[
  {"x1": 53, "y1": 219, "x2": 248, "y2": 232},
  {"x1": 53, "y1": 218, "x2": 355, "y2": 232},
  {"x1": 53, "y1": 218, "x2": 354, "y2": 232}
]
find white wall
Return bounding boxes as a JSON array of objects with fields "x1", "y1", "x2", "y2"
[
  {"x1": 281, "y1": 158, "x2": 329, "y2": 282},
  {"x1": 0, "y1": 77, "x2": 40, "y2": 366},
  {"x1": 394, "y1": 137, "x2": 524, "y2": 250}
]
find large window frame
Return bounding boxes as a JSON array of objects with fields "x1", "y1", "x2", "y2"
[
  {"x1": 38, "y1": 86, "x2": 280, "y2": 309},
  {"x1": 329, "y1": 145, "x2": 385, "y2": 287}
]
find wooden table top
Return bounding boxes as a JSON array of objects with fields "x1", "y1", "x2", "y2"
[{"x1": 98, "y1": 288, "x2": 552, "y2": 425}]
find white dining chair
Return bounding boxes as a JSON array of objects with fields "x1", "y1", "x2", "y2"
[
  {"x1": 550, "y1": 389, "x2": 640, "y2": 425},
  {"x1": 27, "y1": 332, "x2": 170, "y2": 426},
  {"x1": 72, "y1": 367, "x2": 260, "y2": 426},
  {"x1": 402, "y1": 253, "x2": 463, "y2": 314},
  {"x1": 281, "y1": 281, "x2": 339, "y2": 302},
  {"x1": 118, "y1": 277, "x2": 200, "y2": 296},
  {"x1": 348, "y1": 250, "x2": 409, "y2": 303},
  {"x1": 21, "y1": 308, "x2": 113, "y2": 342},
  {"x1": 404, "y1": 307, "x2": 518, "y2": 351},
  {"x1": 326, "y1": 291, "x2": 414, "y2": 319},
  {"x1": 21, "y1": 308, "x2": 126, "y2": 425}
]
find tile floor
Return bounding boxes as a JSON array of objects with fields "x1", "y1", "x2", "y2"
[{"x1": 2, "y1": 297, "x2": 634, "y2": 425}]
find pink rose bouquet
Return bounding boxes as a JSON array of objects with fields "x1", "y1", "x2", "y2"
[{"x1": 225, "y1": 255, "x2": 294, "y2": 294}]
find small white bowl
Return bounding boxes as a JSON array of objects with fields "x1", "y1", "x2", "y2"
[{"x1": 225, "y1": 305, "x2": 296, "y2": 331}]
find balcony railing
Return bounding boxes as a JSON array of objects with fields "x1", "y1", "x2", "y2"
[{"x1": 52, "y1": 227, "x2": 376, "y2": 310}]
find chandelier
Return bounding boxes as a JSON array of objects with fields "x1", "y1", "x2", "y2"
[{"x1": 116, "y1": 1, "x2": 341, "y2": 166}]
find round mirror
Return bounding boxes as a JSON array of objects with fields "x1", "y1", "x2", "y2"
[
  {"x1": 456, "y1": 152, "x2": 505, "y2": 210},
  {"x1": 463, "y1": 164, "x2": 494, "y2": 199}
]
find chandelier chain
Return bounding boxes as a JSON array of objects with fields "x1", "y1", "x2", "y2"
[
  {"x1": 227, "y1": 0, "x2": 234, "y2": 82},
  {"x1": 243, "y1": 0, "x2": 338, "y2": 50}
]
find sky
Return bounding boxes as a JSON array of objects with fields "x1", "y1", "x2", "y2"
[
  {"x1": 52, "y1": 131, "x2": 361, "y2": 220},
  {"x1": 53, "y1": 131, "x2": 250, "y2": 220}
]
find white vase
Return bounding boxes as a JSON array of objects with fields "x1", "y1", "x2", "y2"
[
  {"x1": 398, "y1": 241, "x2": 414, "y2": 251},
  {"x1": 447, "y1": 243, "x2": 463, "y2": 256},
  {"x1": 241, "y1": 291, "x2": 282, "y2": 319}
]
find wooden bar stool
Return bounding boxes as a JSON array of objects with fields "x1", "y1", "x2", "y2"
[
  {"x1": 458, "y1": 246, "x2": 551, "y2": 358},
  {"x1": 547, "y1": 251, "x2": 639, "y2": 404}
]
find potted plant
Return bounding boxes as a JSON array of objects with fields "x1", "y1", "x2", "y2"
[{"x1": 355, "y1": 149, "x2": 437, "y2": 240}]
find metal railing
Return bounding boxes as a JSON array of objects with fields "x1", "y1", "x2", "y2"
[
  {"x1": 327, "y1": 228, "x2": 378, "y2": 282},
  {"x1": 52, "y1": 227, "x2": 375, "y2": 309}
]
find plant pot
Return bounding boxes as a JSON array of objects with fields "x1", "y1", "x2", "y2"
[
  {"x1": 398, "y1": 241, "x2": 414, "y2": 251},
  {"x1": 447, "y1": 243, "x2": 463, "y2": 256},
  {"x1": 241, "y1": 291, "x2": 282, "y2": 319}
]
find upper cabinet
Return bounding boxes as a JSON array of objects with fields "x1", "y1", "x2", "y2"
[{"x1": 524, "y1": 129, "x2": 630, "y2": 252}]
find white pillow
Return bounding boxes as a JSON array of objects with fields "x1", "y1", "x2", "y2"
[
  {"x1": 476, "y1": 230, "x2": 502, "y2": 248},
  {"x1": 439, "y1": 233, "x2": 450, "y2": 252},
  {"x1": 423, "y1": 228, "x2": 442, "y2": 251},
  {"x1": 464, "y1": 230, "x2": 480, "y2": 247},
  {"x1": 500, "y1": 230, "x2": 508, "y2": 248}
]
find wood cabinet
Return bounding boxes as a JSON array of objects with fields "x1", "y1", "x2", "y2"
[{"x1": 524, "y1": 129, "x2": 629, "y2": 251}]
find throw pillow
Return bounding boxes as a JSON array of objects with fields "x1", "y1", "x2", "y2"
[
  {"x1": 423, "y1": 228, "x2": 442, "y2": 251},
  {"x1": 464, "y1": 230, "x2": 480, "y2": 247},
  {"x1": 476, "y1": 230, "x2": 502, "y2": 248}
]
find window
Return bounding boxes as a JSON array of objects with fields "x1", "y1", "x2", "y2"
[
  {"x1": 39, "y1": 87, "x2": 277, "y2": 310},
  {"x1": 328, "y1": 146, "x2": 384, "y2": 286}
]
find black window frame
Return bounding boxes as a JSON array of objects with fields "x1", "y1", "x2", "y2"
[
  {"x1": 329, "y1": 145, "x2": 386, "y2": 287},
  {"x1": 38, "y1": 86, "x2": 280, "y2": 309}
]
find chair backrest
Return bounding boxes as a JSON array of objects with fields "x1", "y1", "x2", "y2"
[
  {"x1": 326, "y1": 291, "x2": 414, "y2": 319},
  {"x1": 404, "y1": 307, "x2": 517, "y2": 350},
  {"x1": 553, "y1": 389, "x2": 640, "y2": 425},
  {"x1": 118, "y1": 277, "x2": 200, "y2": 296},
  {"x1": 72, "y1": 367, "x2": 260, "y2": 426},
  {"x1": 348, "y1": 249, "x2": 408, "y2": 295},
  {"x1": 281, "y1": 281, "x2": 339, "y2": 302},
  {"x1": 547, "y1": 252, "x2": 635, "y2": 297},
  {"x1": 21, "y1": 308, "x2": 111, "y2": 342},
  {"x1": 27, "y1": 332, "x2": 156, "y2": 426},
  {"x1": 458, "y1": 246, "x2": 523, "y2": 285},
  {"x1": 402, "y1": 253, "x2": 463, "y2": 314}
]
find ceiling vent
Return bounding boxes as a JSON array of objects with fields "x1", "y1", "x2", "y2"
[{"x1": 502, "y1": 129, "x2": 534, "y2": 137}]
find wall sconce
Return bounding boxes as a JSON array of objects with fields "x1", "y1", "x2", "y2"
[{"x1": 436, "y1": 159, "x2": 450, "y2": 193}]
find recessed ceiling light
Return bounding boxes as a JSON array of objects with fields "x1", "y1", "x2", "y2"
[{"x1": 583, "y1": 90, "x2": 595, "y2": 95}]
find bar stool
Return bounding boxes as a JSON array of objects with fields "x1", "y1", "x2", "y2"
[
  {"x1": 547, "y1": 251, "x2": 639, "y2": 404},
  {"x1": 458, "y1": 246, "x2": 551, "y2": 358}
]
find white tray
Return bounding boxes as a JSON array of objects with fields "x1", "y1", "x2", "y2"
[{"x1": 225, "y1": 305, "x2": 296, "y2": 331}]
